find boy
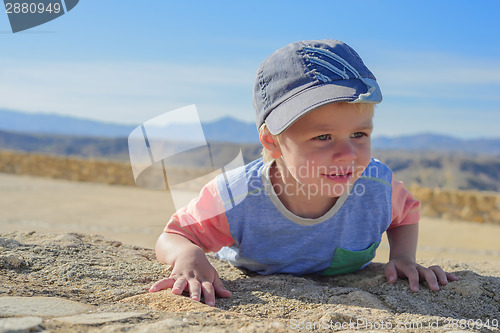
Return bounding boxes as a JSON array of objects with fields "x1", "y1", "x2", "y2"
[{"x1": 149, "y1": 39, "x2": 458, "y2": 306}]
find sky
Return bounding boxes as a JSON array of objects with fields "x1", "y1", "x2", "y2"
[{"x1": 1, "y1": 0, "x2": 499, "y2": 138}]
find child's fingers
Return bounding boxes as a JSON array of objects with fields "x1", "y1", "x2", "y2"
[
  {"x1": 404, "y1": 266, "x2": 420, "y2": 292},
  {"x1": 429, "y1": 265, "x2": 450, "y2": 286},
  {"x1": 385, "y1": 261, "x2": 420, "y2": 291},
  {"x1": 418, "y1": 266, "x2": 439, "y2": 291},
  {"x1": 384, "y1": 261, "x2": 398, "y2": 284},
  {"x1": 384, "y1": 261, "x2": 459, "y2": 292},
  {"x1": 201, "y1": 281, "x2": 216, "y2": 307},
  {"x1": 187, "y1": 278, "x2": 202, "y2": 302},
  {"x1": 213, "y1": 276, "x2": 232, "y2": 298},
  {"x1": 171, "y1": 277, "x2": 188, "y2": 295},
  {"x1": 446, "y1": 272, "x2": 459, "y2": 281},
  {"x1": 149, "y1": 277, "x2": 175, "y2": 292}
]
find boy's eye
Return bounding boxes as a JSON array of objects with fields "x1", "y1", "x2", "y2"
[
  {"x1": 351, "y1": 132, "x2": 367, "y2": 139},
  {"x1": 314, "y1": 134, "x2": 331, "y2": 141}
]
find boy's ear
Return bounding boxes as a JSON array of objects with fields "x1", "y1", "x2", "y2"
[{"x1": 259, "y1": 127, "x2": 282, "y2": 159}]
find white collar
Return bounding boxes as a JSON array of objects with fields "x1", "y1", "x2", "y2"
[{"x1": 260, "y1": 161, "x2": 350, "y2": 226}]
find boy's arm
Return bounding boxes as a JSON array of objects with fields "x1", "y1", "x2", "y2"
[
  {"x1": 149, "y1": 232, "x2": 231, "y2": 306},
  {"x1": 386, "y1": 179, "x2": 458, "y2": 291},
  {"x1": 149, "y1": 179, "x2": 234, "y2": 306}
]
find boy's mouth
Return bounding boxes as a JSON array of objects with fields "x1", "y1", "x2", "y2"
[{"x1": 322, "y1": 171, "x2": 353, "y2": 182}]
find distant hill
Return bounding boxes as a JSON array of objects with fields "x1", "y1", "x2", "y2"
[
  {"x1": 372, "y1": 150, "x2": 500, "y2": 192},
  {"x1": 0, "y1": 130, "x2": 130, "y2": 160},
  {"x1": 2, "y1": 108, "x2": 500, "y2": 152},
  {"x1": 1, "y1": 129, "x2": 500, "y2": 192},
  {"x1": 372, "y1": 133, "x2": 500, "y2": 155},
  {"x1": 147, "y1": 116, "x2": 260, "y2": 144},
  {"x1": 1, "y1": 109, "x2": 500, "y2": 191},
  {"x1": 0, "y1": 109, "x2": 136, "y2": 138},
  {"x1": 0, "y1": 109, "x2": 260, "y2": 144},
  {"x1": 0, "y1": 129, "x2": 262, "y2": 165}
]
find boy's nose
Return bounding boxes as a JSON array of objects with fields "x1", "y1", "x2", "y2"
[{"x1": 331, "y1": 140, "x2": 356, "y2": 162}]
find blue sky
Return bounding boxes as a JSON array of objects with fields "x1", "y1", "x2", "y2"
[{"x1": 1, "y1": 0, "x2": 499, "y2": 138}]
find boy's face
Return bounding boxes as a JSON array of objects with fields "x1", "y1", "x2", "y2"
[{"x1": 275, "y1": 102, "x2": 373, "y2": 199}]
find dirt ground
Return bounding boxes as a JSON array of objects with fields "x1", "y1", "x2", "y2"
[
  {"x1": 1, "y1": 173, "x2": 499, "y2": 332},
  {"x1": 1, "y1": 231, "x2": 499, "y2": 332}
]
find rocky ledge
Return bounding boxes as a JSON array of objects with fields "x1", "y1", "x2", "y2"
[{"x1": 1, "y1": 231, "x2": 499, "y2": 332}]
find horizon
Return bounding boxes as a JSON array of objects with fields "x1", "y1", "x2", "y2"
[
  {"x1": 1, "y1": 1, "x2": 499, "y2": 139},
  {"x1": 2, "y1": 107, "x2": 500, "y2": 141}
]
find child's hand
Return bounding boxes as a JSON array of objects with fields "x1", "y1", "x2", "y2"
[
  {"x1": 385, "y1": 224, "x2": 458, "y2": 291},
  {"x1": 149, "y1": 248, "x2": 231, "y2": 306},
  {"x1": 385, "y1": 258, "x2": 458, "y2": 292}
]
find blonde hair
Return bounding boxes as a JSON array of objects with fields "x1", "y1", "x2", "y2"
[{"x1": 259, "y1": 102, "x2": 375, "y2": 163}]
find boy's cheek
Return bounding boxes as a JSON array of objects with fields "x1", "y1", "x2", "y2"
[{"x1": 358, "y1": 149, "x2": 372, "y2": 175}]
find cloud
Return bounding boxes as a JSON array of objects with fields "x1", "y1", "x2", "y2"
[
  {"x1": 0, "y1": 59, "x2": 255, "y2": 124},
  {"x1": 373, "y1": 101, "x2": 500, "y2": 138},
  {"x1": 365, "y1": 48, "x2": 500, "y2": 138},
  {"x1": 371, "y1": 50, "x2": 500, "y2": 101}
]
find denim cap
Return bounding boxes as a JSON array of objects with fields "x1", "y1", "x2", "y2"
[{"x1": 254, "y1": 39, "x2": 382, "y2": 135}]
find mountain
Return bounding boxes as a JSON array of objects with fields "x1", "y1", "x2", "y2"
[
  {"x1": 0, "y1": 130, "x2": 130, "y2": 160},
  {"x1": 0, "y1": 109, "x2": 260, "y2": 143},
  {"x1": 0, "y1": 109, "x2": 136, "y2": 138},
  {"x1": 2, "y1": 129, "x2": 500, "y2": 192},
  {"x1": 372, "y1": 133, "x2": 500, "y2": 155},
  {"x1": 148, "y1": 116, "x2": 259, "y2": 144},
  {"x1": 201, "y1": 116, "x2": 259, "y2": 144},
  {"x1": 1, "y1": 109, "x2": 500, "y2": 153},
  {"x1": 372, "y1": 150, "x2": 500, "y2": 192},
  {"x1": 1, "y1": 124, "x2": 500, "y2": 191}
]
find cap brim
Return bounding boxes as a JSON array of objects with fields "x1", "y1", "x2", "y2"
[{"x1": 265, "y1": 79, "x2": 382, "y2": 135}]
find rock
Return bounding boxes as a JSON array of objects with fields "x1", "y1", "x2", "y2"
[
  {"x1": 52, "y1": 233, "x2": 85, "y2": 247},
  {"x1": 128, "y1": 318, "x2": 190, "y2": 332},
  {"x1": 0, "y1": 255, "x2": 26, "y2": 268},
  {"x1": 328, "y1": 290, "x2": 391, "y2": 311},
  {"x1": 0, "y1": 317, "x2": 43, "y2": 333},
  {"x1": 476, "y1": 194, "x2": 496, "y2": 212},
  {"x1": 0, "y1": 296, "x2": 93, "y2": 317},
  {"x1": 55, "y1": 311, "x2": 146, "y2": 325}
]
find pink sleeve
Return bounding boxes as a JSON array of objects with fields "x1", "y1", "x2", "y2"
[
  {"x1": 388, "y1": 176, "x2": 420, "y2": 230},
  {"x1": 164, "y1": 178, "x2": 234, "y2": 253}
]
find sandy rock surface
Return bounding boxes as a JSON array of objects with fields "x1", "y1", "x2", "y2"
[{"x1": 1, "y1": 231, "x2": 499, "y2": 332}]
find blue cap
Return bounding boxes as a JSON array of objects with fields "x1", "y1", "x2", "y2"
[{"x1": 254, "y1": 39, "x2": 382, "y2": 135}]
